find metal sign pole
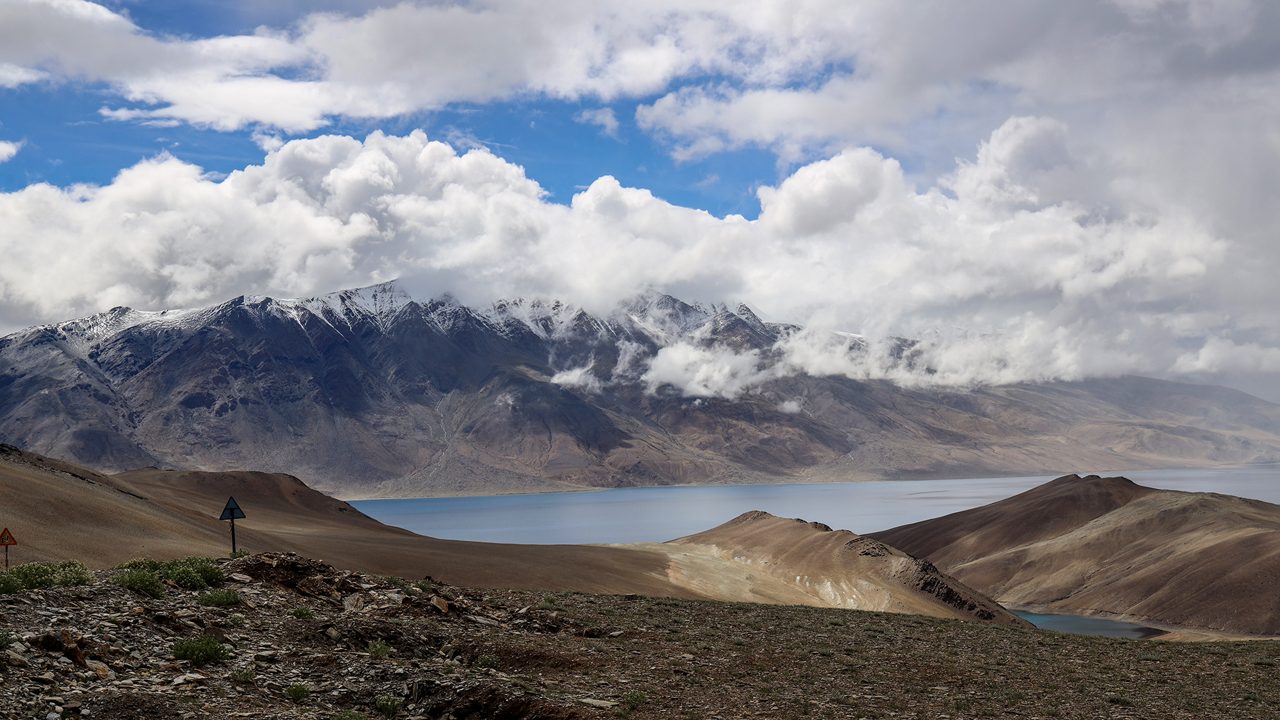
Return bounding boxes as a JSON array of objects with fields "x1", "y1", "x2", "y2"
[{"x1": 219, "y1": 497, "x2": 246, "y2": 557}]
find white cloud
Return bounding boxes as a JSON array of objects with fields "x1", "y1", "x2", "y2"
[
  {"x1": 0, "y1": 62, "x2": 45, "y2": 88},
  {"x1": 642, "y1": 343, "x2": 770, "y2": 399},
  {"x1": 777, "y1": 399, "x2": 803, "y2": 414},
  {"x1": 574, "y1": 108, "x2": 620, "y2": 138},
  {"x1": 0, "y1": 122, "x2": 1265, "y2": 391},
  {"x1": 1174, "y1": 337, "x2": 1280, "y2": 374},
  {"x1": 551, "y1": 363, "x2": 604, "y2": 393},
  {"x1": 0, "y1": 141, "x2": 22, "y2": 163}
]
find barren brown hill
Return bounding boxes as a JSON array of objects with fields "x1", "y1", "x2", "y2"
[
  {"x1": 875, "y1": 473, "x2": 1280, "y2": 635},
  {"x1": 653, "y1": 511, "x2": 1026, "y2": 626},
  {"x1": 0, "y1": 445, "x2": 1017, "y2": 625}
]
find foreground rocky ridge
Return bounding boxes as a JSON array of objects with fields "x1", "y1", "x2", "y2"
[
  {"x1": 3, "y1": 282, "x2": 1280, "y2": 497},
  {"x1": 4, "y1": 552, "x2": 1280, "y2": 720}
]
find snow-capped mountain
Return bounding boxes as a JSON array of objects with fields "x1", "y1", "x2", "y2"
[{"x1": 2, "y1": 281, "x2": 1279, "y2": 497}]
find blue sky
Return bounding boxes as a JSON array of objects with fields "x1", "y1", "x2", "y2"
[
  {"x1": 1, "y1": 0, "x2": 1279, "y2": 397},
  {"x1": 0, "y1": 82, "x2": 783, "y2": 218},
  {"x1": 0, "y1": 0, "x2": 796, "y2": 218}
]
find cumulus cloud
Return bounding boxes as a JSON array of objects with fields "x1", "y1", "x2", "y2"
[
  {"x1": 0, "y1": 141, "x2": 21, "y2": 163},
  {"x1": 642, "y1": 343, "x2": 770, "y2": 399},
  {"x1": 0, "y1": 121, "x2": 1267, "y2": 392},
  {"x1": 574, "y1": 108, "x2": 620, "y2": 138},
  {"x1": 1174, "y1": 337, "x2": 1280, "y2": 374}
]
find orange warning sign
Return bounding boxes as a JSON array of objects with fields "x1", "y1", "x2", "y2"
[{"x1": 0, "y1": 528, "x2": 15, "y2": 546}]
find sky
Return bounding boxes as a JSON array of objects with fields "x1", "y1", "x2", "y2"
[{"x1": 0, "y1": 0, "x2": 1279, "y2": 399}]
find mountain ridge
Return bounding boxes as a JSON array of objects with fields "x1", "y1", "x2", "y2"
[{"x1": 3, "y1": 281, "x2": 1280, "y2": 497}]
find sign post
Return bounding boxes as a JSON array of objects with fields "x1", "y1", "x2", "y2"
[
  {"x1": 219, "y1": 498, "x2": 245, "y2": 556},
  {"x1": 0, "y1": 528, "x2": 15, "y2": 570}
]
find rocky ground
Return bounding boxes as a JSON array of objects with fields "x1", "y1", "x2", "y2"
[{"x1": 2, "y1": 553, "x2": 1280, "y2": 720}]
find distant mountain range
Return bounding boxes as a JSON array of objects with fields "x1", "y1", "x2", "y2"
[{"x1": 2, "y1": 281, "x2": 1279, "y2": 497}]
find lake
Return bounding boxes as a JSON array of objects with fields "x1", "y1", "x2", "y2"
[
  {"x1": 351, "y1": 464, "x2": 1280, "y2": 545},
  {"x1": 1012, "y1": 611, "x2": 1161, "y2": 639}
]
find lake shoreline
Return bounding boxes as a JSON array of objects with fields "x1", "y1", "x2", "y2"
[{"x1": 339, "y1": 460, "x2": 1280, "y2": 502}]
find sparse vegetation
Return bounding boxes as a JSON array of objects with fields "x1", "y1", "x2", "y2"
[
  {"x1": 380, "y1": 575, "x2": 409, "y2": 590},
  {"x1": 6, "y1": 551, "x2": 1280, "y2": 720},
  {"x1": 290, "y1": 606, "x2": 315, "y2": 620},
  {"x1": 620, "y1": 690, "x2": 647, "y2": 715},
  {"x1": 198, "y1": 588, "x2": 241, "y2": 607},
  {"x1": 118, "y1": 557, "x2": 224, "y2": 590},
  {"x1": 115, "y1": 568, "x2": 164, "y2": 598},
  {"x1": 0, "y1": 560, "x2": 93, "y2": 593},
  {"x1": 172, "y1": 636, "x2": 231, "y2": 667},
  {"x1": 373, "y1": 695, "x2": 401, "y2": 718}
]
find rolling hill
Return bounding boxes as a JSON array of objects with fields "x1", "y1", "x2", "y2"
[
  {"x1": 0, "y1": 444, "x2": 1020, "y2": 625},
  {"x1": 875, "y1": 473, "x2": 1280, "y2": 635}
]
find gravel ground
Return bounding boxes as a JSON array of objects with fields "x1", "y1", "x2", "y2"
[{"x1": 2, "y1": 553, "x2": 1278, "y2": 719}]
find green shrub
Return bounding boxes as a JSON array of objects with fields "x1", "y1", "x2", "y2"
[
  {"x1": 474, "y1": 653, "x2": 498, "y2": 669},
  {"x1": 166, "y1": 565, "x2": 206, "y2": 590},
  {"x1": 286, "y1": 684, "x2": 311, "y2": 703},
  {"x1": 118, "y1": 558, "x2": 164, "y2": 573},
  {"x1": 52, "y1": 560, "x2": 93, "y2": 586},
  {"x1": 333, "y1": 711, "x2": 368, "y2": 720},
  {"x1": 290, "y1": 607, "x2": 315, "y2": 620},
  {"x1": 177, "y1": 557, "x2": 224, "y2": 587},
  {"x1": 8, "y1": 562, "x2": 56, "y2": 589},
  {"x1": 367, "y1": 639, "x2": 391, "y2": 659},
  {"x1": 0, "y1": 629, "x2": 14, "y2": 647},
  {"x1": 172, "y1": 636, "x2": 230, "y2": 667},
  {"x1": 0, "y1": 573, "x2": 23, "y2": 594},
  {"x1": 374, "y1": 696, "x2": 401, "y2": 719},
  {"x1": 198, "y1": 589, "x2": 241, "y2": 607},
  {"x1": 230, "y1": 666, "x2": 256, "y2": 684},
  {"x1": 116, "y1": 569, "x2": 164, "y2": 599},
  {"x1": 117, "y1": 557, "x2": 223, "y2": 590},
  {"x1": 622, "y1": 691, "x2": 647, "y2": 712}
]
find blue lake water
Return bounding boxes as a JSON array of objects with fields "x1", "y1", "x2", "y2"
[
  {"x1": 1012, "y1": 611, "x2": 1161, "y2": 639},
  {"x1": 351, "y1": 464, "x2": 1280, "y2": 545}
]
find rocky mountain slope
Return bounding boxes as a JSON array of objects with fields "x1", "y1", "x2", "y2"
[
  {"x1": 875, "y1": 474, "x2": 1280, "y2": 635},
  {"x1": 3, "y1": 281, "x2": 1279, "y2": 497},
  {"x1": 0, "y1": 445, "x2": 1017, "y2": 625},
  {"x1": 5, "y1": 553, "x2": 1280, "y2": 720}
]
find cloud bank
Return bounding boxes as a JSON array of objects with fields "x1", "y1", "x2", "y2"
[
  {"x1": 2, "y1": 1, "x2": 1279, "y2": 395},
  {"x1": 0, "y1": 123, "x2": 1268, "y2": 391}
]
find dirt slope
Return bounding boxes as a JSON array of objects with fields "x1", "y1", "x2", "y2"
[
  {"x1": 875, "y1": 473, "x2": 1280, "y2": 635},
  {"x1": 652, "y1": 511, "x2": 1027, "y2": 625},
  {"x1": 0, "y1": 446, "x2": 1018, "y2": 625}
]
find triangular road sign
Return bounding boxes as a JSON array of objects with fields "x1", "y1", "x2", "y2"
[
  {"x1": 0, "y1": 528, "x2": 15, "y2": 546},
  {"x1": 219, "y1": 497, "x2": 246, "y2": 521}
]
